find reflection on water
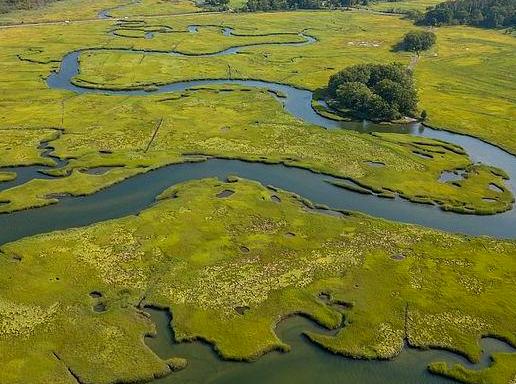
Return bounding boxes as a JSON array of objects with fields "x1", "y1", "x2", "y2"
[{"x1": 46, "y1": 47, "x2": 516, "y2": 191}]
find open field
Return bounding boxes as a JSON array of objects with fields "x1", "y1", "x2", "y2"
[
  {"x1": 0, "y1": 0, "x2": 202, "y2": 24},
  {"x1": 0, "y1": 129, "x2": 57, "y2": 167},
  {"x1": 429, "y1": 354, "x2": 516, "y2": 384},
  {"x1": 0, "y1": 11, "x2": 513, "y2": 214},
  {"x1": 416, "y1": 26, "x2": 516, "y2": 154},
  {"x1": 0, "y1": 0, "x2": 126, "y2": 24},
  {"x1": 229, "y1": 0, "x2": 247, "y2": 9},
  {"x1": 2, "y1": 12, "x2": 516, "y2": 152},
  {"x1": 0, "y1": 86, "x2": 512, "y2": 214},
  {"x1": 3, "y1": 10, "x2": 510, "y2": 152},
  {"x1": 0, "y1": 2, "x2": 515, "y2": 384},
  {"x1": 1, "y1": 177, "x2": 515, "y2": 383},
  {"x1": 0, "y1": 172, "x2": 16, "y2": 182},
  {"x1": 108, "y1": 0, "x2": 201, "y2": 17},
  {"x1": 368, "y1": 0, "x2": 443, "y2": 13}
]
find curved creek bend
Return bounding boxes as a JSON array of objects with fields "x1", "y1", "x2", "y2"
[
  {"x1": 3, "y1": 37, "x2": 515, "y2": 241},
  {"x1": 2, "y1": 21, "x2": 516, "y2": 384},
  {"x1": 145, "y1": 308, "x2": 515, "y2": 384}
]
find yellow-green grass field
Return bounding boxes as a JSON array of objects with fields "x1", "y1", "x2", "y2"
[
  {"x1": 108, "y1": 0, "x2": 201, "y2": 17},
  {"x1": 0, "y1": 0, "x2": 201, "y2": 24},
  {"x1": 7, "y1": 10, "x2": 509, "y2": 153},
  {"x1": 0, "y1": 172, "x2": 16, "y2": 182},
  {"x1": 0, "y1": 129, "x2": 58, "y2": 167},
  {"x1": 229, "y1": 0, "x2": 248, "y2": 9},
  {"x1": 2, "y1": 10, "x2": 515, "y2": 157},
  {"x1": 368, "y1": 0, "x2": 443, "y2": 13},
  {"x1": 416, "y1": 26, "x2": 516, "y2": 154},
  {"x1": 1, "y1": 178, "x2": 515, "y2": 384},
  {"x1": 0, "y1": 0, "x2": 126, "y2": 24},
  {"x1": 0, "y1": 11, "x2": 513, "y2": 213},
  {"x1": 0, "y1": 3, "x2": 515, "y2": 384},
  {"x1": 429, "y1": 355, "x2": 516, "y2": 384},
  {"x1": 0, "y1": 86, "x2": 511, "y2": 214}
]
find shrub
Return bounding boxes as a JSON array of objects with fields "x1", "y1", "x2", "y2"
[
  {"x1": 327, "y1": 63, "x2": 418, "y2": 121},
  {"x1": 401, "y1": 30, "x2": 437, "y2": 53}
]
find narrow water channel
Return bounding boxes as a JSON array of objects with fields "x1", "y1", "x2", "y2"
[
  {"x1": 2, "y1": 32, "x2": 515, "y2": 244},
  {"x1": 3, "y1": 158, "x2": 516, "y2": 248},
  {"x1": 45, "y1": 44, "x2": 516, "y2": 190},
  {"x1": 144, "y1": 307, "x2": 515, "y2": 384},
  {"x1": 2, "y1": 8, "x2": 516, "y2": 384},
  {"x1": 6, "y1": 43, "x2": 516, "y2": 242}
]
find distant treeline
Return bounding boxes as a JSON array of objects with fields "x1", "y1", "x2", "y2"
[
  {"x1": 0, "y1": 0, "x2": 59, "y2": 13},
  {"x1": 243, "y1": 0, "x2": 515, "y2": 29},
  {"x1": 245, "y1": 0, "x2": 367, "y2": 12},
  {"x1": 419, "y1": 0, "x2": 515, "y2": 28}
]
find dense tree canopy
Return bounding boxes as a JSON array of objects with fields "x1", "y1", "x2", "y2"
[
  {"x1": 0, "y1": 0, "x2": 58, "y2": 13},
  {"x1": 400, "y1": 30, "x2": 436, "y2": 52},
  {"x1": 244, "y1": 0, "x2": 368, "y2": 12},
  {"x1": 419, "y1": 0, "x2": 515, "y2": 28},
  {"x1": 245, "y1": 0, "x2": 321, "y2": 11},
  {"x1": 327, "y1": 63, "x2": 418, "y2": 121},
  {"x1": 204, "y1": 0, "x2": 229, "y2": 10}
]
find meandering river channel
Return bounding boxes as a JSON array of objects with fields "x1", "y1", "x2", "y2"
[
  {"x1": 2, "y1": 17, "x2": 516, "y2": 383},
  {"x1": 3, "y1": 31, "x2": 515, "y2": 241}
]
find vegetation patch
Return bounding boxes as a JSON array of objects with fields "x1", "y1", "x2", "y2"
[
  {"x1": 0, "y1": 0, "x2": 126, "y2": 23},
  {"x1": 326, "y1": 62, "x2": 419, "y2": 121},
  {"x1": 166, "y1": 356, "x2": 188, "y2": 372},
  {"x1": 0, "y1": 86, "x2": 511, "y2": 215},
  {"x1": 0, "y1": 129, "x2": 58, "y2": 167},
  {"x1": 0, "y1": 3, "x2": 514, "y2": 384},
  {"x1": 368, "y1": 0, "x2": 444, "y2": 13},
  {"x1": 107, "y1": 0, "x2": 201, "y2": 17},
  {"x1": 2, "y1": 10, "x2": 511, "y2": 151},
  {"x1": 398, "y1": 30, "x2": 436, "y2": 53},
  {"x1": 0, "y1": 178, "x2": 514, "y2": 383},
  {"x1": 0, "y1": 171, "x2": 16, "y2": 182},
  {"x1": 419, "y1": 0, "x2": 515, "y2": 28},
  {"x1": 428, "y1": 354, "x2": 516, "y2": 384}
]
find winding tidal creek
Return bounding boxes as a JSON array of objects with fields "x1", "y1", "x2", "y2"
[{"x1": 2, "y1": 20, "x2": 516, "y2": 383}]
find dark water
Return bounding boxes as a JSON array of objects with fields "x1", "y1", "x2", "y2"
[
  {"x1": 144, "y1": 308, "x2": 515, "y2": 384},
  {"x1": 2, "y1": 22, "x2": 516, "y2": 383},
  {"x1": 3, "y1": 158, "x2": 516, "y2": 248},
  {"x1": 45, "y1": 45, "x2": 516, "y2": 187},
  {"x1": 97, "y1": 0, "x2": 141, "y2": 19}
]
